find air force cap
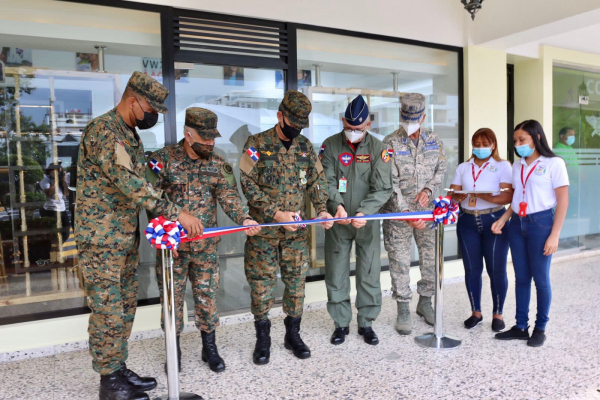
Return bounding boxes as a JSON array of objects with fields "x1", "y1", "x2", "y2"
[
  {"x1": 344, "y1": 95, "x2": 369, "y2": 127},
  {"x1": 400, "y1": 93, "x2": 426, "y2": 123}
]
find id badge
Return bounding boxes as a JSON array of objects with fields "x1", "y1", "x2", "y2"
[
  {"x1": 519, "y1": 202, "x2": 528, "y2": 217},
  {"x1": 468, "y1": 195, "x2": 477, "y2": 207},
  {"x1": 339, "y1": 177, "x2": 347, "y2": 193}
]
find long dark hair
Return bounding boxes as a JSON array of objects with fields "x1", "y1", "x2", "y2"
[{"x1": 514, "y1": 120, "x2": 557, "y2": 158}]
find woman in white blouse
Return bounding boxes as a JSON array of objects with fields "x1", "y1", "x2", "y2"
[
  {"x1": 450, "y1": 128, "x2": 514, "y2": 332},
  {"x1": 491, "y1": 120, "x2": 569, "y2": 347}
]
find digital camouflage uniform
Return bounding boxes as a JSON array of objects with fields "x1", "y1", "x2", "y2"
[
  {"x1": 240, "y1": 91, "x2": 328, "y2": 321},
  {"x1": 322, "y1": 130, "x2": 393, "y2": 328},
  {"x1": 146, "y1": 108, "x2": 249, "y2": 335},
  {"x1": 382, "y1": 125, "x2": 447, "y2": 303},
  {"x1": 75, "y1": 72, "x2": 180, "y2": 375}
]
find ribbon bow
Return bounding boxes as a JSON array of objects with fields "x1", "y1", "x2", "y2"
[
  {"x1": 145, "y1": 216, "x2": 188, "y2": 250},
  {"x1": 432, "y1": 196, "x2": 459, "y2": 226}
]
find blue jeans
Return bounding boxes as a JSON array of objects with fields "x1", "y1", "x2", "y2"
[
  {"x1": 508, "y1": 209, "x2": 555, "y2": 330},
  {"x1": 457, "y1": 209, "x2": 510, "y2": 315}
]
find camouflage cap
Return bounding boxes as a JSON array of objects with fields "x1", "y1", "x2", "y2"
[
  {"x1": 400, "y1": 93, "x2": 426, "y2": 123},
  {"x1": 279, "y1": 90, "x2": 311, "y2": 129},
  {"x1": 185, "y1": 107, "x2": 221, "y2": 139},
  {"x1": 126, "y1": 71, "x2": 169, "y2": 114}
]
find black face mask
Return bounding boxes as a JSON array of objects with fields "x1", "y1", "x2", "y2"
[
  {"x1": 187, "y1": 133, "x2": 214, "y2": 158},
  {"x1": 134, "y1": 98, "x2": 158, "y2": 130},
  {"x1": 280, "y1": 118, "x2": 302, "y2": 141}
]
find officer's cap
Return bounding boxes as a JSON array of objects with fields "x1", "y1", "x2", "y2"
[
  {"x1": 279, "y1": 90, "x2": 311, "y2": 129},
  {"x1": 344, "y1": 95, "x2": 370, "y2": 127},
  {"x1": 185, "y1": 108, "x2": 221, "y2": 139},
  {"x1": 400, "y1": 93, "x2": 426, "y2": 123},
  {"x1": 126, "y1": 71, "x2": 169, "y2": 114}
]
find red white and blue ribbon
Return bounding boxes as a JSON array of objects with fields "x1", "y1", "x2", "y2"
[{"x1": 146, "y1": 196, "x2": 459, "y2": 249}]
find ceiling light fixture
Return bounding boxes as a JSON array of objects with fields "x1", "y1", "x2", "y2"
[{"x1": 462, "y1": 0, "x2": 484, "y2": 21}]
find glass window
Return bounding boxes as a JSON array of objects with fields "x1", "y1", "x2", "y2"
[
  {"x1": 174, "y1": 64, "x2": 284, "y2": 313},
  {"x1": 0, "y1": 0, "x2": 164, "y2": 322},
  {"x1": 297, "y1": 29, "x2": 461, "y2": 276},
  {"x1": 552, "y1": 66, "x2": 600, "y2": 251}
]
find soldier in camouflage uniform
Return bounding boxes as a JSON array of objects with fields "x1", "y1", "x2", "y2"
[
  {"x1": 240, "y1": 90, "x2": 333, "y2": 365},
  {"x1": 382, "y1": 93, "x2": 447, "y2": 335},
  {"x1": 146, "y1": 108, "x2": 260, "y2": 374},
  {"x1": 75, "y1": 72, "x2": 203, "y2": 400},
  {"x1": 321, "y1": 95, "x2": 393, "y2": 346}
]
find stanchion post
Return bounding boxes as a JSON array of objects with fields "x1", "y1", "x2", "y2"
[
  {"x1": 155, "y1": 249, "x2": 203, "y2": 400},
  {"x1": 414, "y1": 224, "x2": 462, "y2": 350}
]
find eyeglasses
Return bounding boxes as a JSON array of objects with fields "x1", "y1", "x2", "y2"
[{"x1": 36, "y1": 259, "x2": 51, "y2": 266}]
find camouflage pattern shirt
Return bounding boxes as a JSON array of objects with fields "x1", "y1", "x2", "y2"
[
  {"x1": 240, "y1": 127, "x2": 328, "y2": 240},
  {"x1": 147, "y1": 141, "x2": 250, "y2": 252},
  {"x1": 75, "y1": 108, "x2": 181, "y2": 251},
  {"x1": 382, "y1": 126, "x2": 447, "y2": 213}
]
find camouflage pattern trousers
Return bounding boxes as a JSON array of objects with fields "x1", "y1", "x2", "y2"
[
  {"x1": 244, "y1": 234, "x2": 309, "y2": 320},
  {"x1": 78, "y1": 243, "x2": 139, "y2": 375},
  {"x1": 156, "y1": 246, "x2": 220, "y2": 335},
  {"x1": 383, "y1": 217, "x2": 435, "y2": 302}
]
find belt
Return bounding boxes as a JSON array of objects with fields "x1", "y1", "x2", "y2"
[{"x1": 461, "y1": 205, "x2": 505, "y2": 216}]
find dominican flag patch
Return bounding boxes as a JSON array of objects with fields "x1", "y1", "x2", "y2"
[
  {"x1": 387, "y1": 148, "x2": 394, "y2": 158},
  {"x1": 319, "y1": 145, "x2": 325, "y2": 159},
  {"x1": 246, "y1": 147, "x2": 260, "y2": 162},
  {"x1": 149, "y1": 159, "x2": 163, "y2": 173}
]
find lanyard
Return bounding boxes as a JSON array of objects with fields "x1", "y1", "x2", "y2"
[
  {"x1": 471, "y1": 162, "x2": 489, "y2": 189},
  {"x1": 520, "y1": 161, "x2": 540, "y2": 202}
]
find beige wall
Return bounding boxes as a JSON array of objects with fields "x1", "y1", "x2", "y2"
[{"x1": 464, "y1": 46, "x2": 508, "y2": 159}]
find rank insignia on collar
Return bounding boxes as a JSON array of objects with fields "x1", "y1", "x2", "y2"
[
  {"x1": 301, "y1": 153, "x2": 307, "y2": 157},
  {"x1": 123, "y1": 140, "x2": 130, "y2": 146},
  {"x1": 265, "y1": 151, "x2": 273, "y2": 156}
]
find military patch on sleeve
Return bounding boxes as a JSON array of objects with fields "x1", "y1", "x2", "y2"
[
  {"x1": 115, "y1": 142, "x2": 133, "y2": 171},
  {"x1": 319, "y1": 145, "x2": 325, "y2": 160},
  {"x1": 149, "y1": 158, "x2": 163, "y2": 173},
  {"x1": 240, "y1": 152, "x2": 257, "y2": 175},
  {"x1": 222, "y1": 162, "x2": 237, "y2": 186},
  {"x1": 381, "y1": 150, "x2": 390, "y2": 163},
  {"x1": 440, "y1": 141, "x2": 447, "y2": 159}
]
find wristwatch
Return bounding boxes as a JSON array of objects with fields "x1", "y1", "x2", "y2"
[{"x1": 423, "y1": 188, "x2": 432, "y2": 196}]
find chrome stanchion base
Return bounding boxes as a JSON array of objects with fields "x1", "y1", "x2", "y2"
[
  {"x1": 414, "y1": 333, "x2": 462, "y2": 350},
  {"x1": 155, "y1": 393, "x2": 204, "y2": 400}
]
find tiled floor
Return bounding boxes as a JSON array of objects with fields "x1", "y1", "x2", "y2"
[{"x1": 1, "y1": 255, "x2": 599, "y2": 399}]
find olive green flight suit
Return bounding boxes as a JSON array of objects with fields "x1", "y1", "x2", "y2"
[{"x1": 321, "y1": 131, "x2": 393, "y2": 328}]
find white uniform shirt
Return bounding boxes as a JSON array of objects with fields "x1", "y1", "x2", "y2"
[
  {"x1": 40, "y1": 175, "x2": 66, "y2": 212},
  {"x1": 451, "y1": 158, "x2": 512, "y2": 210},
  {"x1": 511, "y1": 155, "x2": 569, "y2": 215}
]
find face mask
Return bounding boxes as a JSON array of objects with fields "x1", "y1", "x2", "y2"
[
  {"x1": 134, "y1": 98, "x2": 158, "y2": 130},
  {"x1": 344, "y1": 129, "x2": 365, "y2": 143},
  {"x1": 187, "y1": 133, "x2": 214, "y2": 158},
  {"x1": 566, "y1": 136, "x2": 575, "y2": 146},
  {"x1": 473, "y1": 147, "x2": 492, "y2": 160},
  {"x1": 280, "y1": 118, "x2": 302, "y2": 140},
  {"x1": 515, "y1": 141, "x2": 534, "y2": 158},
  {"x1": 402, "y1": 121, "x2": 421, "y2": 135}
]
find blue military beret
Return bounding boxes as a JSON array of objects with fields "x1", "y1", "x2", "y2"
[{"x1": 344, "y1": 95, "x2": 369, "y2": 126}]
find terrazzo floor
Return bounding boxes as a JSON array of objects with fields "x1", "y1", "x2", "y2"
[{"x1": 1, "y1": 255, "x2": 599, "y2": 400}]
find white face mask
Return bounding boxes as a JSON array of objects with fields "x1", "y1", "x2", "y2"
[
  {"x1": 402, "y1": 122, "x2": 420, "y2": 135},
  {"x1": 344, "y1": 129, "x2": 365, "y2": 143}
]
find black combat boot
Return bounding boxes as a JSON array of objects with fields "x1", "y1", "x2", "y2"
[
  {"x1": 120, "y1": 363, "x2": 157, "y2": 391},
  {"x1": 201, "y1": 330, "x2": 225, "y2": 373},
  {"x1": 99, "y1": 370, "x2": 149, "y2": 400},
  {"x1": 284, "y1": 316, "x2": 311, "y2": 359},
  {"x1": 164, "y1": 335, "x2": 182, "y2": 374},
  {"x1": 253, "y1": 319, "x2": 271, "y2": 365}
]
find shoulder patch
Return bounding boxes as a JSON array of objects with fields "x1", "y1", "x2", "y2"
[
  {"x1": 381, "y1": 150, "x2": 390, "y2": 163},
  {"x1": 115, "y1": 142, "x2": 133, "y2": 171},
  {"x1": 149, "y1": 158, "x2": 163, "y2": 174},
  {"x1": 221, "y1": 162, "x2": 237, "y2": 186}
]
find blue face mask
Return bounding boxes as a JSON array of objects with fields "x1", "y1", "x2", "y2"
[
  {"x1": 473, "y1": 147, "x2": 492, "y2": 160},
  {"x1": 566, "y1": 136, "x2": 575, "y2": 146},
  {"x1": 515, "y1": 141, "x2": 534, "y2": 158}
]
